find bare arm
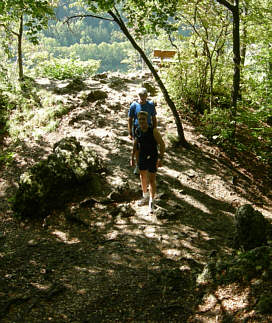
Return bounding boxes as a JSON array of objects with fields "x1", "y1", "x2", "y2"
[
  {"x1": 128, "y1": 117, "x2": 133, "y2": 139},
  {"x1": 153, "y1": 128, "x2": 165, "y2": 163},
  {"x1": 152, "y1": 115, "x2": 157, "y2": 128},
  {"x1": 130, "y1": 138, "x2": 138, "y2": 166}
]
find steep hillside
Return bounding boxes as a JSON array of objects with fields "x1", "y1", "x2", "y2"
[{"x1": 0, "y1": 71, "x2": 272, "y2": 322}]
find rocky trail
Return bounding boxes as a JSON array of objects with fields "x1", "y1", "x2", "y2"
[{"x1": 0, "y1": 71, "x2": 272, "y2": 322}]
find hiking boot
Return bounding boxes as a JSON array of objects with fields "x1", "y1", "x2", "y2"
[
  {"x1": 134, "y1": 165, "x2": 140, "y2": 175},
  {"x1": 137, "y1": 196, "x2": 149, "y2": 206}
]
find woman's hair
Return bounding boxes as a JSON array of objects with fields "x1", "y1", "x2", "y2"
[{"x1": 137, "y1": 111, "x2": 148, "y2": 119}]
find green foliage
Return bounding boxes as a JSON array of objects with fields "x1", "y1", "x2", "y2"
[
  {"x1": 0, "y1": 152, "x2": 14, "y2": 168},
  {"x1": 200, "y1": 108, "x2": 235, "y2": 147},
  {"x1": 0, "y1": 1, "x2": 55, "y2": 51},
  {"x1": 0, "y1": 57, "x2": 21, "y2": 133},
  {"x1": 236, "y1": 105, "x2": 272, "y2": 164},
  {"x1": 8, "y1": 89, "x2": 74, "y2": 140},
  {"x1": 198, "y1": 246, "x2": 272, "y2": 286},
  {"x1": 36, "y1": 57, "x2": 100, "y2": 79},
  {"x1": 42, "y1": 41, "x2": 130, "y2": 72}
]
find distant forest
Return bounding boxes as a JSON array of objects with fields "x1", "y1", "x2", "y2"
[{"x1": 40, "y1": 0, "x2": 139, "y2": 72}]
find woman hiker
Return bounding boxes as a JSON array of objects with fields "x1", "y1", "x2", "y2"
[
  {"x1": 128, "y1": 87, "x2": 157, "y2": 175},
  {"x1": 130, "y1": 110, "x2": 165, "y2": 214}
]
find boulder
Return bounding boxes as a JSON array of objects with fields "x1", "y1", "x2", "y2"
[
  {"x1": 233, "y1": 204, "x2": 267, "y2": 251},
  {"x1": 108, "y1": 76, "x2": 127, "y2": 90},
  {"x1": 54, "y1": 78, "x2": 86, "y2": 94},
  {"x1": 12, "y1": 137, "x2": 104, "y2": 219},
  {"x1": 85, "y1": 89, "x2": 108, "y2": 102},
  {"x1": 92, "y1": 72, "x2": 108, "y2": 80}
]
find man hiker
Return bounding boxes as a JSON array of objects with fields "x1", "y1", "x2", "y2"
[
  {"x1": 130, "y1": 111, "x2": 165, "y2": 214},
  {"x1": 128, "y1": 87, "x2": 157, "y2": 175}
]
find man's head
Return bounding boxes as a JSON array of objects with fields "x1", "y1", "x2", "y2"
[{"x1": 137, "y1": 87, "x2": 148, "y2": 103}]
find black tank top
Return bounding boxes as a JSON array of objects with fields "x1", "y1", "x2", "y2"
[{"x1": 136, "y1": 126, "x2": 158, "y2": 157}]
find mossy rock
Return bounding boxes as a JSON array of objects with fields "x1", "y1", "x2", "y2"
[
  {"x1": 234, "y1": 204, "x2": 267, "y2": 251},
  {"x1": 12, "y1": 137, "x2": 104, "y2": 219}
]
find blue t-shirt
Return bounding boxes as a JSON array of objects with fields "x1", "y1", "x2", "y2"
[{"x1": 128, "y1": 101, "x2": 156, "y2": 127}]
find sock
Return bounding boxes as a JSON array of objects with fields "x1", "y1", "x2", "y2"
[
  {"x1": 149, "y1": 196, "x2": 156, "y2": 203},
  {"x1": 143, "y1": 192, "x2": 149, "y2": 198}
]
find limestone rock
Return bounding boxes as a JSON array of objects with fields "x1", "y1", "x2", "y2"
[{"x1": 54, "y1": 78, "x2": 86, "y2": 94}]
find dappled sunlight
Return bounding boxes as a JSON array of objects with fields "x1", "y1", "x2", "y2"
[
  {"x1": 161, "y1": 166, "x2": 182, "y2": 179},
  {"x1": 2, "y1": 67, "x2": 271, "y2": 323},
  {"x1": 196, "y1": 284, "x2": 250, "y2": 321},
  {"x1": 162, "y1": 248, "x2": 181, "y2": 258},
  {"x1": 52, "y1": 229, "x2": 80, "y2": 244},
  {"x1": 180, "y1": 194, "x2": 213, "y2": 214}
]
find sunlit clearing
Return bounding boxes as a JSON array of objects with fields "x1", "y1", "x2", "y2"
[{"x1": 52, "y1": 230, "x2": 80, "y2": 244}]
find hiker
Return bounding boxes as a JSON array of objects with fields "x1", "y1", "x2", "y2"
[
  {"x1": 128, "y1": 87, "x2": 157, "y2": 175},
  {"x1": 130, "y1": 111, "x2": 165, "y2": 214}
]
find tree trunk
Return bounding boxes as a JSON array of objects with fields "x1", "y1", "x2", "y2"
[
  {"x1": 108, "y1": 10, "x2": 188, "y2": 147},
  {"x1": 232, "y1": 0, "x2": 241, "y2": 110},
  {"x1": 18, "y1": 15, "x2": 24, "y2": 80},
  {"x1": 240, "y1": 3, "x2": 248, "y2": 68},
  {"x1": 216, "y1": 0, "x2": 241, "y2": 109}
]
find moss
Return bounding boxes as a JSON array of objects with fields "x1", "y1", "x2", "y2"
[{"x1": 12, "y1": 137, "x2": 104, "y2": 219}]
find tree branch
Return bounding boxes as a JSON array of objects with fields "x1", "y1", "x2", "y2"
[
  {"x1": 65, "y1": 14, "x2": 114, "y2": 24},
  {"x1": 216, "y1": 0, "x2": 234, "y2": 11},
  {"x1": 0, "y1": 23, "x2": 19, "y2": 37}
]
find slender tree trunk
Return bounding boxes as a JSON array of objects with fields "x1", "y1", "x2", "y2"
[
  {"x1": 108, "y1": 10, "x2": 188, "y2": 147},
  {"x1": 18, "y1": 15, "x2": 24, "y2": 80},
  {"x1": 240, "y1": 4, "x2": 248, "y2": 68},
  {"x1": 232, "y1": 0, "x2": 240, "y2": 110},
  {"x1": 216, "y1": 0, "x2": 241, "y2": 110}
]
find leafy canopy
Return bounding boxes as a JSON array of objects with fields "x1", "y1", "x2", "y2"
[{"x1": 0, "y1": 0, "x2": 55, "y2": 44}]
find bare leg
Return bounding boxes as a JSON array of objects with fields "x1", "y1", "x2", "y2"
[
  {"x1": 135, "y1": 150, "x2": 139, "y2": 166},
  {"x1": 148, "y1": 172, "x2": 156, "y2": 199},
  {"x1": 139, "y1": 170, "x2": 148, "y2": 194}
]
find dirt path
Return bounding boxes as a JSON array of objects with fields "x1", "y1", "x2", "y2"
[{"x1": 0, "y1": 72, "x2": 271, "y2": 322}]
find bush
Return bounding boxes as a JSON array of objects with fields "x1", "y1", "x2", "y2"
[
  {"x1": 199, "y1": 108, "x2": 235, "y2": 147},
  {"x1": 36, "y1": 57, "x2": 100, "y2": 80}
]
